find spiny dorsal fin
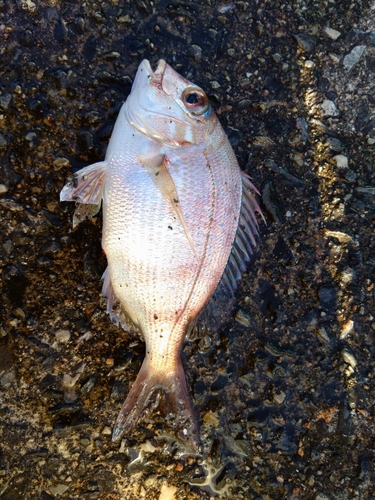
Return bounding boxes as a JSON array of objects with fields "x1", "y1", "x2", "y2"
[
  {"x1": 187, "y1": 170, "x2": 263, "y2": 340},
  {"x1": 60, "y1": 161, "x2": 107, "y2": 227},
  {"x1": 139, "y1": 153, "x2": 197, "y2": 258}
]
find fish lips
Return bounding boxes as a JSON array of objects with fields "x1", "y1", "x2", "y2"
[
  {"x1": 138, "y1": 59, "x2": 191, "y2": 99},
  {"x1": 133, "y1": 59, "x2": 167, "y2": 91}
]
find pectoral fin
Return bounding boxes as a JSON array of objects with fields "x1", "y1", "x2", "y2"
[
  {"x1": 139, "y1": 154, "x2": 197, "y2": 258},
  {"x1": 60, "y1": 161, "x2": 107, "y2": 227}
]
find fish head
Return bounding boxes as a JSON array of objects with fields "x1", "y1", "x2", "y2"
[{"x1": 124, "y1": 59, "x2": 216, "y2": 148}]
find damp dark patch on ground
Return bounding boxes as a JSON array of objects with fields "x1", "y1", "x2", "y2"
[{"x1": 1, "y1": 1, "x2": 375, "y2": 499}]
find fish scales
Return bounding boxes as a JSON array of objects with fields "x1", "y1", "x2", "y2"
[{"x1": 60, "y1": 59, "x2": 262, "y2": 450}]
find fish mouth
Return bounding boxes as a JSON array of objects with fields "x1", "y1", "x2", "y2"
[
  {"x1": 147, "y1": 59, "x2": 167, "y2": 89},
  {"x1": 147, "y1": 59, "x2": 191, "y2": 98},
  {"x1": 135, "y1": 59, "x2": 168, "y2": 91}
]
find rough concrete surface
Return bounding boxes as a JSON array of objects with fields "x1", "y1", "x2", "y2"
[{"x1": 0, "y1": 0, "x2": 375, "y2": 499}]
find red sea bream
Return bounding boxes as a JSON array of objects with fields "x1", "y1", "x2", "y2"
[{"x1": 60, "y1": 59, "x2": 262, "y2": 449}]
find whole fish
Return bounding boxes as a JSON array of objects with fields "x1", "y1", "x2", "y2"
[{"x1": 60, "y1": 59, "x2": 262, "y2": 449}]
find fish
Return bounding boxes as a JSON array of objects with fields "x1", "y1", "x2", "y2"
[{"x1": 60, "y1": 59, "x2": 262, "y2": 450}]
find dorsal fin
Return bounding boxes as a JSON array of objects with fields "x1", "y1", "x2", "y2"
[
  {"x1": 187, "y1": 171, "x2": 263, "y2": 340},
  {"x1": 139, "y1": 153, "x2": 197, "y2": 258}
]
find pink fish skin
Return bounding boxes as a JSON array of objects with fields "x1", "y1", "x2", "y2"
[{"x1": 60, "y1": 59, "x2": 262, "y2": 450}]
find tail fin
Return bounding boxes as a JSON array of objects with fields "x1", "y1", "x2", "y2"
[{"x1": 112, "y1": 356, "x2": 200, "y2": 451}]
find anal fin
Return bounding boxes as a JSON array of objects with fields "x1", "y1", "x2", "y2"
[{"x1": 102, "y1": 267, "x2": 139, "y2": 336}]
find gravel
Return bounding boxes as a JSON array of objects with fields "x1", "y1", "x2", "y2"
[{"x1": 1, "y1": 0, "x2": 375, "y2": 499}]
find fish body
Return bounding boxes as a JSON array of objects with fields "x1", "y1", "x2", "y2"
[{"x1": 60, "y1": 60, "x2": 261, "y2": 449}]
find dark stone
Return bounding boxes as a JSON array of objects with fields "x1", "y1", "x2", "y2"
[
  {"x1": 41, "y1": 209, "x2": 61, "y2": 227},
  {"x1": 37, "y1": 255, "x2": 53, "y2": 267},
  {"x1": 225, "y1": 126, "x2": 241, "y2": 148},
  {"x1": 0, "y1": 343, "x2": 13, "y2": 373},
  {"x1": 77, "y1": 131, "x2": 95, "y2": 153},
  {"x1": 39, "y1": 373, "x2": 58, "y2": 391},
  {"x1": 26, "y1": 95, "x2": 48, "y2": 119},
  {"x1": 53, "y1": 412, "x2": 92, "y2": 436},
  {"x1": 40, "y1": 240, "x2": 61, "y2": 255},
  {"x1": 193, "y1": 379, "x2": 206, "y2": 399},
  {"x1": 319, "y1": 381, "x2": 342, "y2": 404},
  {"x1": 211, "y1": 374, "x2": 228, "y2": 392},
  {"x1": 1, "y1": 153, "x2": 23, "y2": 186},
  {"x1": 336, "y1": 406, "x2": 354, "y2": 437},
  {"x1": 318, "y1": 285, "x2": 337, "y2": 313},
  {"x1": 272, "y1": 236, "x2": 294, "y2": 264},
  {"x1": 3, "y1": 265, "x2": 29, "y2": 308},
  {"x1": 20, "y1": 29, "x2": 35, "y2": 47},
  {"x1": 254, "y1": 278, "x2": 283, "y2": 324},
  {"x1": 264, "y1": 111, "x2": 294, "y2": 138},
  {"x1": 355, "y1": 105, "x2": 370, "y2": 132},
  {"x1": 11, "y1": 230, "x2": 32, "y2": 245},
  {"x1": 293, "y1": 33, "x2": 317, "y2": 52},
  {"x1": 367, "y1": 55, "x2": 375, "y2": 73},
  {"x1": 165, "y1": 3, "x2": 197, "y2": 19},
  {"x1": 54, "y1": 19, "x2": 69, "y2": 44}
]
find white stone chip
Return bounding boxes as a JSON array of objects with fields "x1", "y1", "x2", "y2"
[
  {"x1": 343, "y1": 45, "x2": 366, "y2": 71},
  {"x1": 139, "y1": 440, "x2": 156, "y2": 453},
  {"x1": 55, "y1": 329, "x2": 71, "y2": 342},
  {"x1": 321, "y1": 99, "x2": 339, "y2": 116},
  {"x1": 324, "y1": 27, "x2": 341, "y2": 40},
  {"x1": 333, "y1": 154, "x2": 349, "y2": 169},
  {"x1": 304, "y1": 60, "x2": 315, "y2": 68},
  {"x1": 340, "y1": 320, "x2": 354, "y2": 339},
  {"x1": 341, "y1": 349, "x2": 357, "y2": 368},
  {"x1": 159, "y1": 484, "x2": 178, "y2": 500}
]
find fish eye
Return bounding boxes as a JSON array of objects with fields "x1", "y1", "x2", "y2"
[{"x1": 182, "y1": 87, "x2": 210, "y2": 116}]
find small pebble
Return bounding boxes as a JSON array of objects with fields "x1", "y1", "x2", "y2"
[
  {"x1": 294, "y1": 33, "x2": 317, "y2": 52},
  {"x1": 340, "y1": 319, "x2": 354, "y2": 339},
  {"x1": 235, "y1": 309, "x2": 251, "y2": 327},
  {"x1": 273, "y1": 390, "x2": 286, "y2": 405},
  {"x1": 187, "y1": 44, "x2": 202, "y2": 62},
  {"x1": 0, "y1": 133, "x2": 8, "y2": 147},
  {"x1": 159, "y1": 483, "x2": 177, "y2": 500},
  {"x1": 343, "y1": 45, "x2": 366, "y2": 71},
  {"x1": 25, "y1": 131, "x2": 37, "y2": 142},
  {"x1": 139, "y1": 440, "x2": 156, "y2": 453},
  {"x1": 321, "y1": 99, "x2": 339, "y2": 117},
  {"x1": 329, "y1": 53, "x2": 340, "y2": 64},
  {"x1": 333, "y1": 154, "x2": 348, "y2": 169},
  {"x1": 304, "y1": 60, "x2": 315, "y2": 68},
  {"x1": 55, "y1": 329, "x2": 71, "y2": 342},
  {"x1": 0, "y1": 93, "x2": 12, "y2": 109},
  {"x1": 324, "y1": 27, "x2": 341, "y2": 40},
  {"x1": 49, "y1": 484, "x2": 69, "y2": 496},
  {"x1": 317, "y1": 327, "x2": 330, "y2": 345},
  {"x1": 341, "y1": 267, "x2": 356, "y2": 285},
  {"x1": 341, "y1": 349, "x2": 357, "y2": 369},
  {"x1": 53, "y1": 157, "x2": 70, "y2": 170}
]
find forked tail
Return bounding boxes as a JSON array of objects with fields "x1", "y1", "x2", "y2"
[{"x1": 112, "y1": 356, "x2": 200, "y2": 451}]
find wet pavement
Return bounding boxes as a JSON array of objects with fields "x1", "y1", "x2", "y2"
[{"x1": 1, "y1": 0, "x2": 375, "y2": 499}]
